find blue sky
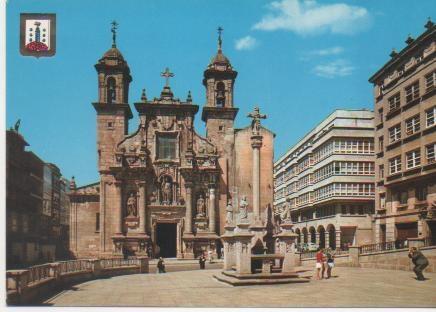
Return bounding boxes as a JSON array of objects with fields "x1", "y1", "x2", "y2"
[{"x1": 6, "y1": 0, "x2": 435, "y2": 185}]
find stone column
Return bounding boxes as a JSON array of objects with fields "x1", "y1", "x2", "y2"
[
  {"x1": 185, "y1": 183, "x2": 193, "y2": 233},
  {"x1": 209, "y1": 186, "x2": 216, "y2": 233},
  {"x1": 325, "y1": 231, "x2": 330, "y2": 249},
  {"x1": 315, "y1": 232, "x2": 320, "y2": 246},
  {"x1": 138, "y1": 182, "x2": 146, "y2": 234},
  {"x1": 115, "y1": 182, "x2": 123, "y2": 234},
  {"x1": 335, "y1": 230, "x2": 341, "y2": 250},
  {"x1": 251, "y1": 136, "x2": 263, "y2": 220}
]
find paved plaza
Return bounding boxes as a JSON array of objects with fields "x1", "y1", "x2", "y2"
[{"x1": 44, "y1": 266, "x2": 436, "y2": 307}]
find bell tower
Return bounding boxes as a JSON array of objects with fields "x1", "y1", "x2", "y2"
[
  {"x1": 202, "y1": 27, "x2": 238, "y2": 143},
  {"x1": 93, "y1": 21, "x2": 133, "y2": 171}
]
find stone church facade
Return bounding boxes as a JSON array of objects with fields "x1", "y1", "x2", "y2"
[{"x1": 69, "y1": 28, "x2": 274, "y2": 259}]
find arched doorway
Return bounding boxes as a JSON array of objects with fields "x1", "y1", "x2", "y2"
[
  {"x1": 318, "y1": 225, "x2": 326, "y2": 249},
  {"x1": 302, "y1": 228, "x2": 308, "y2": 243},
  {"x1": 309, "y1": 227, "x2": 316, "y2": 244},
  {"x1": 327, "y1": 224, "x2": 336, "y2": 250}
]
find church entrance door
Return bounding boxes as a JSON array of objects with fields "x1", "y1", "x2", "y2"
[{"x1": 156, "y1": 223, "x2": 177, "y2": 258}]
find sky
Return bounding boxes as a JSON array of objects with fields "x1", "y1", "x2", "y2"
[{"x1": 6, "y1": 0, "x2": 436, "y2": 185}]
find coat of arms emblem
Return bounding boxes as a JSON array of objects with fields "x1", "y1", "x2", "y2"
[{"x1": 20, "y1": 13, "x2": 56, "y2": 57}]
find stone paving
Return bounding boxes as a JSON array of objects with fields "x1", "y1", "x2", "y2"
[{"x1": 44, "y1": 266, "x2": 436, "y2": 307}]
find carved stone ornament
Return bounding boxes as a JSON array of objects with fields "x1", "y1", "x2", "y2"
[
  {"x1": 239, "y1": 196, "x2": 248, "y2": 221},
  {"x1": 127, "y1": 192, "x2": 137, "y2": 216}
]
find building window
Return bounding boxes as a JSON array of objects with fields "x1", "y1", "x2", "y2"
[
  {"x1": 107, "y1": 77, "x2": 116, "y2": 104},
  {"x1": 378, "y1": 136, "x2": 384, "y2": 152},
  {"x1": 107, "y1": 122, "x2": 113, "y2": 129},
  {"x1": 405, "y1": 115, "x2": 420, "y2": 135},
  {"x1": 95, "y1": 213, "x2": 100, "y2": 231},
  {"x1": 216, "y1": 82, "x2": 225, "y2": 107},
  {"x1": 379, "y1": 165, "x2": 384, "y2": 179},
  {"x1": 425, "y1": 71, "x2": 436, "y2": 92},
  {"x1": 406, "y1": 149, "x2": 421, "y2": 169},
  {"x1": 399, "y1": 191, "x2": 408, "y2": 205},
  {"x1": 416, "y1": 186, "x2": 427, "y2": 201},
  {"x1": 426, "y1": 106, "x2": 436, "y2": 127},
  {"x1": 426, "y1": 143, "x2": 436, "y2": 164},
  {"x1": 388, "y1": 92, "x2": 401, "y2": 111},
  {"x1": 388, "y1": 124, "x2": 401, "y2": 143},
  {"x1": 405, "y1": 81, "x2": 420, "y2": 103},
  {"x1": 379, "y1": 109, "x2": 383, "y2": 123},
  {"x1": 380, "y1": 194, "x2": 386, "y2": 209},
  {"x1": 389, "y1": 156, "x2": 401, "y2": 174},
  {"x1": 157, "y1": 134, "x2": 177, "y2": 160}
]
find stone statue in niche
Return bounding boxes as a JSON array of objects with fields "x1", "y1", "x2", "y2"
[
  {"x1": 127, "y1": 192, "x2": 137, "y2": 216},
  {"x1": 161, "y1": 176, "x2": 172, "y2": 205},
  {"x1": 239, "y1": 196, "x2": 248, "y2": 221},
  {"x1": 196, "y1": 194, "x2": 206, "y2": 217},
  {"x1": 225, "y1": 200, "x2": 233, "y2": 224}
]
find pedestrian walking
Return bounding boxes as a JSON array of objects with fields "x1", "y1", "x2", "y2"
[
  {"x1": 199, "y1": 254, "x2": 206, "y2": 269},
  {"x1": 408, "y1": 247, "x2": 429, "y2": 281},
  {"x1": 208, "y1": 250, "x2": 213, "y2": 263},
  {"x1": 315, "y1": 248, "x2": 325, "y2": 280},
  {"x1": 157, "y1": 257, "x2": 166, "y2": 273},
  {"x1": 325, "y1": 250, "x2": 334, "y2": 279}
]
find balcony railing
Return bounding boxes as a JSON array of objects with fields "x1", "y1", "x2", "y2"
[
  {"x1": 58, "y1": 260, "x2": 92, "y2": 275},
  {"x1": 100, "y1": 258, "x2": 140, "y2": 269},
  {"x1": 27, "y1": 264, "x2": 51, "y2": 285}
]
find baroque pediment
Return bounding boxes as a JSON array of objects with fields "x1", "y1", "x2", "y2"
[{"x1": 114, "y1": 123, "x2": 148, "y2": 168}]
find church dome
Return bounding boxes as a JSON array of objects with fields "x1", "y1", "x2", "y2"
[
  {"x1": 102, "y1": 47, "x2": 125, "y2": 60},
  {"x1": 210, "y1": 49, "x2": 231, "y2": 66}
]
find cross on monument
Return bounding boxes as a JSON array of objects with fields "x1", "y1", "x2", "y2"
[
  {"x1": 217, "y1": 26, "x2": 223, "y2": 49},
  {"x1": 161, "y1": 67, "x2": 174, "y2": 87},
  {"x1": 111, "y1": 20, "x2": 118, "y2": 47},
  {"x1": 247, "y1": 106, "x2": 267, "y2": 135}
]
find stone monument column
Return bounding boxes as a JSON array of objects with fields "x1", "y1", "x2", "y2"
[
  {"x1": 208, "y1": 185, "x2": 216, "y2": 233},
  {"x1": 247, "y1": 106, "x2": 266, "y2": 222},
  {"x1": 115, "y1": 181, "x2": 123, "y2": 234},
  {"x1": 251, "y1": 136, "x2": 262, "y2": 219},
  {"x1": 184, "y1": 182, "x2": 193, "y2": 233},
  {"x1": 138, "y1": 182, "x2": 146, "y2": 233}
]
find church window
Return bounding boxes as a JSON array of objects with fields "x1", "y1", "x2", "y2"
[
  {"x1": 157, "y1": 134, "x2": 177, "y2": 160},
  {"x1": 107, "y1": 122, "x2": 113, "y2": 129},
  {"x1": 107, "y1": 77, "x2": 116, "y2": 104},
  {"x1": 216, "y1": 82, "x2": 225, "y2": 107}
]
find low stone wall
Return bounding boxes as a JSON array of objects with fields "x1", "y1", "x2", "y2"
[
  {"x1": 6, "y1": 257, "x2": 149, "y2": 305},
  {"x1": 299, "y1": 246, "x2": 436, "y2": 273},
  {"x1": 358, "y1": 247, "x2": 436, "y2": 272}
]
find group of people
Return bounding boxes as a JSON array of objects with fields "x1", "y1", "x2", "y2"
[
  {"x1": 315, "y1": 248, "x2": 335, "y2": 280},
  {"x1": 199, "y1": 250, "x2": 214, "y2": 269}
]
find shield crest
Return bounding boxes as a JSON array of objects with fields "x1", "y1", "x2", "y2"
[{"x1": 20, "y1": 13, "x2": 56, "y2": 57}]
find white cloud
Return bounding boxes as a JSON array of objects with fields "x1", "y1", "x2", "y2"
[
  {"x1": 313, "y1": 59, "x2": 355, "y2": 78},
  {"x1": 310, "y1": 46, "x2": 344, "y2": 56},
  {"x1": 235, "y1": 36, "x2": 258, "y2": 51},
  {"x1": 253, "y1": 0, "x2": 371, "y2": 35}
]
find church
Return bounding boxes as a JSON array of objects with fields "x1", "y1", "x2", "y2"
[{"x1": 69, "y1": 24, "x2": 275, "y2": 259}]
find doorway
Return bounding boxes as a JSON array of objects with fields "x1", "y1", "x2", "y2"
[{"x1": 156, "y1": 223, "x2": 177, "y2": 258}]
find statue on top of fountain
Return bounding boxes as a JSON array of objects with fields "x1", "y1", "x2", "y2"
[{"x1": 238, "y1": 195, "x2": 249, "y2": 223}]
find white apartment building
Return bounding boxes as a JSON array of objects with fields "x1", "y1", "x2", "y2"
[{"x1": 274, "y1": 109, "x2": 375, "y2": 249}]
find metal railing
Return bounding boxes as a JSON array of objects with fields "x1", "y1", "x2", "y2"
[
  {"x1": 58, "y1": 260, "x2": 92, "y2": 275},
  {"x1": 100, "y1": 258, "x2": 140, "y2": 269},
  {"x1": 27, "y1": 264, "x2": 51, "y2": 285},
  {"x1": 359, "y1": 241, "x2": 397, "y2": 254}
]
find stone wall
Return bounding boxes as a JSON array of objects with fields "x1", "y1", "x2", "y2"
[
  {"x1": 70, "y1": 201, "x2": 100, "y2": 258},
  {"x1": 358, "y1": 247, "x2": 436, "y2": 272}
]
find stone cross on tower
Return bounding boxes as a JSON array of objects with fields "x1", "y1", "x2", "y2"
[
  {"x1": 247, "y1": 106, "x2": 267, "y2": 136},
  {"x1": 217, "y1": 26, "x2": 223, "y2": 50},
  {"x1": 111, "y1": 20, "x2": 118, "y2": 48},
  {"x1": 161, "y1": 67, "x2": 174, "y2": 87}
]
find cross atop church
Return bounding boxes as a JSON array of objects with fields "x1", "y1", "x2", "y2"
[
  {"x1": 247, "y1": 106, "x2": 267, "y2": 135},
  {"x1": 111, "y1": 20, "x2": 118, "y2": 48},
  {"x1": 161, "y1": 67, "x2": 174, "y2": 87},
  {"x1": 217, "y1": 26, "x2": 223, "y2": 50}
]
